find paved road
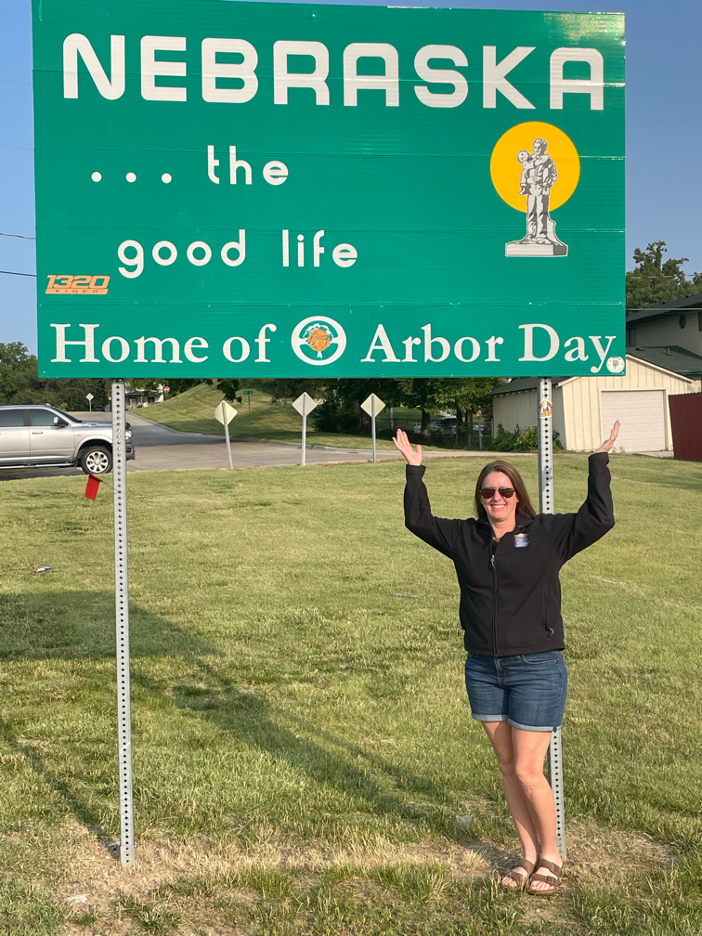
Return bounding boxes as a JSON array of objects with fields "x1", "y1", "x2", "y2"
[
  {"x1": 0, "y1": 410, "x2": 497, "y2": 481},
  {"x1": 123, "y1": 413, "x2": 497, "y2": 471}
]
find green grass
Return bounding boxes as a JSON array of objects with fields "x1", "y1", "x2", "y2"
[
  {"x1": 1, "y1": 454, "x2": 702, "y2": 934},
  {"x1": 136, "y1": 382, "x2": 435, "y2": 450}
]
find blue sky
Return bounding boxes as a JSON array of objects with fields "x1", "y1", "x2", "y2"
[{"x1": 2, "y1": 0, "x2": 701, "y2": 353}]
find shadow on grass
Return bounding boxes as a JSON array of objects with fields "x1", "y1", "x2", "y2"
[
  {"x1": 1, "y1": 592, "x2": 479, "y2": 854},
  {"x1": 0, "y1": 591, "x2": 216, "y2": 662},
  {"x1": 144, "y1": 658, "x2": 473, "y2": 838},
  {"x1": 0, "y1": 592, "x2": 216, "y2": 852}
]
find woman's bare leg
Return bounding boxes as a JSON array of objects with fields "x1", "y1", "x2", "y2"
[
  {"x1": 481, "y1": 721, "x2": 540, "y2": 888},
  {"x1": 511, "y1": 728, "x2": 562, "y2": 893}
]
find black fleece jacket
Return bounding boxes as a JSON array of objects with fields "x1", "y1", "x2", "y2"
[{"x1": 403, "y1": 453, "x2": 615, "y2": 656}]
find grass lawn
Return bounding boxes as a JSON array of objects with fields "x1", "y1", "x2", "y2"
[
  {"x1": 1, "y1": 453, "x2": 702, "y2": 935},
  {"x1": 136, "y1": 383, "x2": 437, "y2": 451}
]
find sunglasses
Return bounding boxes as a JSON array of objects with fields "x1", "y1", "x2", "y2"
[{"x1": 480, "y1": 487, "x2": 516, "y2": 500}]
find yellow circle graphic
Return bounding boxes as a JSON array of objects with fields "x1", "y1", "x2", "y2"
[{"x1": 490, "y1": 122, "x2": 580, "y2": 213}]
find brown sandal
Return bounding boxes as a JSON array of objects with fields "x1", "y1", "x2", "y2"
[
  {"x1": 501, "y1": 857, "x2": 537, "y2": 891},
  {"x1": 528, "y1": 858, "x2": 564, "y2": 896}
]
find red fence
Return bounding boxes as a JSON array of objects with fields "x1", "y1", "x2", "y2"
[{"x1": 669, "y1": 393, "x2": 702, "y2": 462}]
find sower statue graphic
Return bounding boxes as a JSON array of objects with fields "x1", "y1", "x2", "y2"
[{"x1": 506, "y1": 138, "x2": 568, "y2": 257}]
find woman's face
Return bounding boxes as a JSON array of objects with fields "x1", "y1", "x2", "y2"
[{"x1": 480, "y1": 471, "x2": 520, "y2": 527}]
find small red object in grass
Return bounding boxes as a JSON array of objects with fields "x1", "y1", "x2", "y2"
[{"x1": 84, "y1": 475, "x2": 103, "y2": 500}]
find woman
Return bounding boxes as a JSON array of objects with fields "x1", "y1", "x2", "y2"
[{"x1": 393, "y1": 422, "x2": 619, "y2": 895}]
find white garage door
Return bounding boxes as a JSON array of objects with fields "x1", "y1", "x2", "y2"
[{"x1": 601, "y1": 390, "x2": 666, "y2": 452}]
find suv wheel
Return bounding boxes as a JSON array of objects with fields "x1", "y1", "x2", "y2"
[{"x1": 80, "y1": 446, "x2": 112, "y2": 475}]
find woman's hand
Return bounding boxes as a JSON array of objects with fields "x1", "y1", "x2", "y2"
[
  {"x1": 595, "y1": 420, "x2": 621, "y2": 454},
  {"x1": 393, "y1": 428, "x2": 423, "y2": 466}
]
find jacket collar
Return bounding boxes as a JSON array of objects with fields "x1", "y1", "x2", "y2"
[{"x1": 477, "y1": 510, "x2": 535, "y2": 533}]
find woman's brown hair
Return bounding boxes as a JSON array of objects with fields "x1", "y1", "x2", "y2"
[{"x1": 474, "y1": 460, "x2": 536, "y2": 519}]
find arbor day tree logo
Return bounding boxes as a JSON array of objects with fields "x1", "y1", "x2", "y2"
[{"x1": 291, "y1": 316, "x2": 347, "y2": 366}]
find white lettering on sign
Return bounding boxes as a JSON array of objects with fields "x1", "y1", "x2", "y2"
[
  {"x1": 564, "y1": 336, "x2": 588, "y2": 362},
  {"x1": 343, "y1": 43, "x2": 400, "y2": 107},
  {"x1": 274, "y1": 41, "x2": 330, "y2": 105},
  {"x1": 422, "y1": 324, "x2": 450, "y2": 363},
  {"x1": 207, "y1": 146, "x2": 288, "y2": 185},
  {"x1": 51, "y1": 323, "x2": 100, "y2": 362},
  {"x1": 63, "y1": 34, "x2": 125, "y2": 99},
  {"x1": 362, "y1": 326, "x2": 504, "y2": 365},
  {"x1": 255, "y1": 324, "x2": 277, "y2": 362},
  {"x1": 221, "y1": 233, "x2": 246, "y2": 267},
  {"x1": 140, "y1": 36, "x2": 187, "y2": 102},
  {"x1": 184, "y1": 337, "x2": 209, "y2": 362},
  {"x1": 229, "y1": 146, "x2": 252, "y2": 185},
  {"x1": 102, "y1": 336, "x2": 130, "y2": 363},
  {"x1": 550, "y1": 48, "x2": 604, "y2": 110},
  {"x1": 518, "y1": 324, "x2": 615, "y2": 373},
  {"x1": 414, "y1": 45, "x2": 468, "y2": 108},
  {"x1": 134, "y1": 336, "x2": 182, "y2": 363},
  {"x1": 47, "y1": 323, "x2": 621, "y2": 373},
  {"x1": 519, "y1": 323, "x2": 560, "y2": 362},
  {"x1": 589, "y1": 335, "x2": 616, "y2": 373},
  {"x1": 281, "y1": 231, "x2": 357, "y2": 268},
  {"x1": 117, "y1": 229, "x2": 357, "y2": 276},
  {"x1": 202, "y1": 38, "x2": 258, "y2": 103},
  {"x1": 483, "y1": 46, "x2": 535, "y2": 109},
  {"x1": 361, "y1": 325, "x2": 400, "y2": 363},
  {"x1": 61, "y1": 34, "x2": 610, "y2": 111},
  {"x1": 223, "y1": 336, "x2": 251, "y2": 363}
]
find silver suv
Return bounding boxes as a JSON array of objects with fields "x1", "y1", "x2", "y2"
[{"x1": 0, "y1": 405, "x2": 135, "y2": 474}]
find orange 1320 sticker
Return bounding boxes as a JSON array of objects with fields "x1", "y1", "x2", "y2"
[{"x1": 46, "y1": 274, "x2": 110, "y2": 295}]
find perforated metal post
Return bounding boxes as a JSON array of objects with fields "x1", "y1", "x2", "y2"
[
  {"x1": 371, "y1": 395, "x2": 377, "y2": 464},
  {"x1": 111, "y1": 380, "x2": 136, "y2": 867},
  {"x1": 537, "y1": 377, "x2": 566, "y2": 859},
  {"x1": 538, "y1": 377, "x2": 555, "y2": 516}
]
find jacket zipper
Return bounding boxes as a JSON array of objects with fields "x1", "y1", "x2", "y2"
[{"x1": 490, "y1": 548, "x2": 499, "y2": 657}]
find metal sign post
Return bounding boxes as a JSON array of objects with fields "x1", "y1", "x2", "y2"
[
  {"x1": 111, "y1": 379, "x2": 135, "y2": 868},
  {"x1": 86, "y1": 392, "x2": 93, "y2": 412},
  {"x1": 361, "y1": 394, "x2": 386, "y2": 464},
  {"x1": 537, "y1": 376, "x2": 566, "y2": 860}
]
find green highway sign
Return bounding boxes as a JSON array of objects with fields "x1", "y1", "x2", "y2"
[{"x1": 33, "y1": 0, "x2": 625, "y2": 378}]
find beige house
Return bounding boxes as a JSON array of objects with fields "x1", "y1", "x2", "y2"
[{"x1": 491, "y1": 351, "x2": 702, "y2": 453}]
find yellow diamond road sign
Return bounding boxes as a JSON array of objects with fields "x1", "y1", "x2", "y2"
[
  {"x1": 361, "y1": 394, "x2": 386, "y2": 417},
  {"x1": 292, "y1": 393, "x2": 319, "y2": 416},
  {"x1": 214, "y1": 402, "x2": 237, "y2": 425}
]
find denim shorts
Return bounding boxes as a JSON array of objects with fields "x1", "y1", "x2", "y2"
[{"x1": 464, "y1": 651, "x2": 568, "y2": 732}]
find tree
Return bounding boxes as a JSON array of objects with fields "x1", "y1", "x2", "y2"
[
  {"x1": 0, "y1": 343, "x2": 38, "y2": 404},
  {"x1": 626, "y1": 241, "x2": 702, "y2": 312},
  {"x1": 424, "y1": 377, "x2": 501, "y2": 445},
  {"x1": 311, "y1": 378, "x2": 407, "y2": 433},
  {"x1": 0, "y1": 343, "x2": 112, "y2": 409}
]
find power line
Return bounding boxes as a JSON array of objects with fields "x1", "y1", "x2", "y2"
[
  {"x1": 0, "y1": 270, "x2": 36, "y2": 277},
  {"x1": 0, "y1": 232, "x2": 35, "y2": 240}
]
